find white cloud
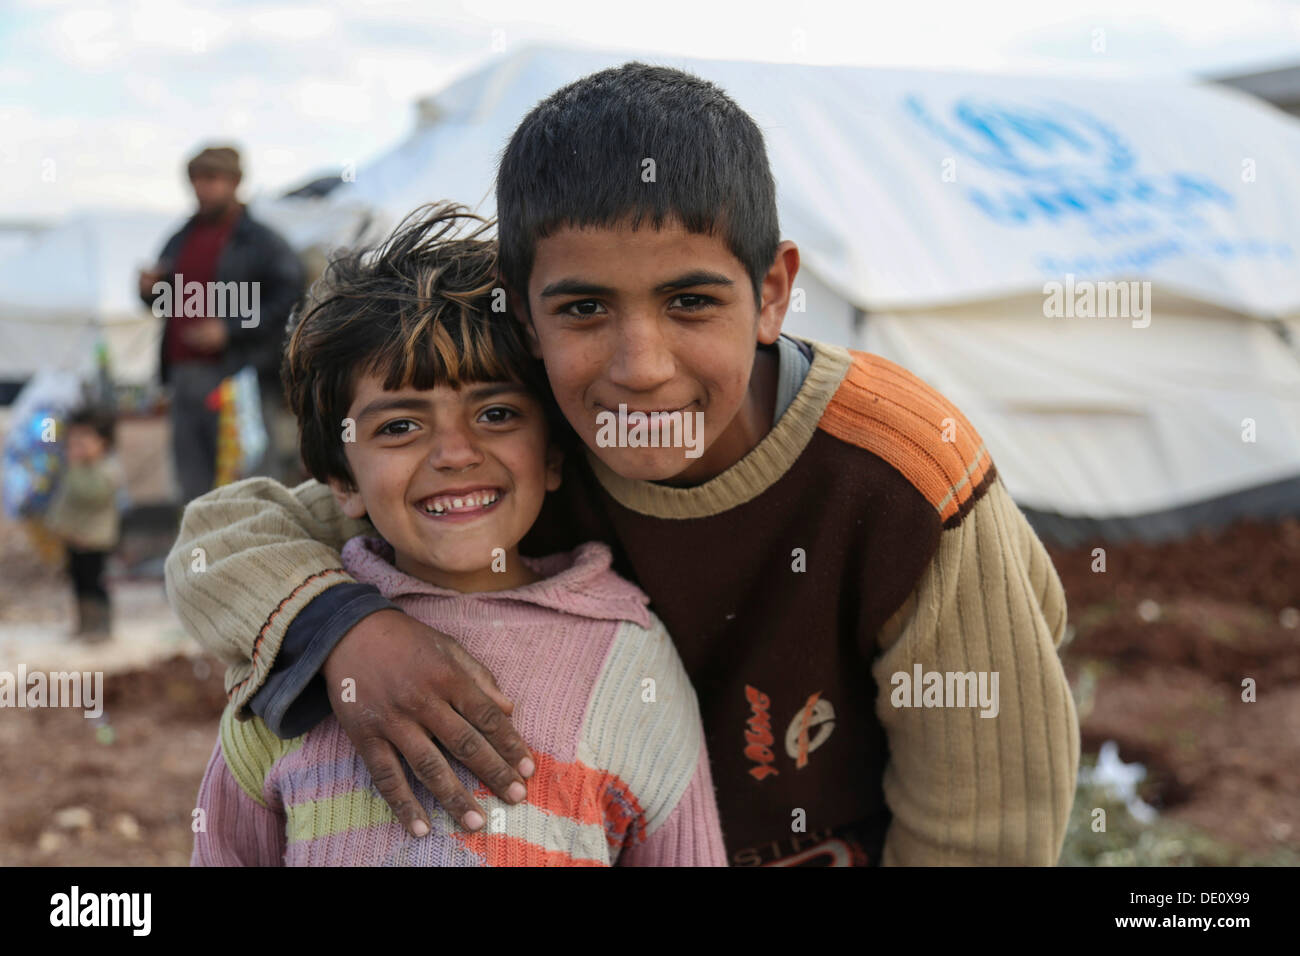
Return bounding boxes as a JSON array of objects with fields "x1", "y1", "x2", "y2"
[
  {"x1": 4, "y1": 0, "x2": 1298, "y2": 222},
  {"x1": 354, "y1": 53, "x2": 454, "y2": 102},
  {"x1": 49, "y1": 6, "x2": 121, "y2": 68},
  {"x1": 248, "y1": 6, "x2": 336, "y2": 40},
  {"x1": 295, "y1": 79, "x2": 375, "y2": 123},
  {"x1": 127, "y1": 0, "x2": 234, "y2": 54}
]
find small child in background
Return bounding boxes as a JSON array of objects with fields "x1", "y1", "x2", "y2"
[{"x1": 44, "y1": 407, "x2": 124, "y2": 642}]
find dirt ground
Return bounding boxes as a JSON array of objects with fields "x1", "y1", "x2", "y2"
[
  {"x1": 1, "y1": 511, "x2": 1297, "y2": 866},
  {"x1": 0, "y1": 500, "x2": 226, "y2": 867},
  {"x1": 0, "y1": 656, "x2": 227, "y2": 866},
  {"x1": 1049, "y1": 518, "x2": 1300, "y2": 863}
]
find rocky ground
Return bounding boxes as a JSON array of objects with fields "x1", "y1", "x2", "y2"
[{"x1": 1050, "y1": 518, "x2": 1300, "y2": 865}]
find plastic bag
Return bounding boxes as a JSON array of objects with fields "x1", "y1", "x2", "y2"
[
  {"x1": 206, "y1": 366, "x2": 268, "y2": 486},
  {"x1": 1, "y1": 370, "x2": 83, "y2": 518}
]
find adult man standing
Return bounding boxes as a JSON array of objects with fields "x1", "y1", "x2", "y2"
[{"x1": 139, "y1": 145, "x2": 304, "y2": 502}]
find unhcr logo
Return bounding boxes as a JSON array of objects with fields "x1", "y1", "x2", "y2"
[
  {"x1": 904, "y1": 94, "x2": 1233, "y2": 225},
  {"x1": 905, "y1": 94, "x2": 1134, "y2": 181}
]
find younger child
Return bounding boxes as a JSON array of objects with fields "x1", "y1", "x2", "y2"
[
  {"x1": 44, "y1": 407, "x2": 123, "y2": 642},
  {"x1": 190, "y1": 205, "x2": 727, "y2": 866}
]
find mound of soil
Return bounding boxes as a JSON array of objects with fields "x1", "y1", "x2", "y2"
[
  {"x1": 1049, "y1": 517, "x2": 1300, "y2": 855},
  {"x1": 0, "y1": 656, "x2": 227, "y2": 866}
]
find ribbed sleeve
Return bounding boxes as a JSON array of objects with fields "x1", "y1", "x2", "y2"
[
  {"x1": 191, "y1": 741, "x2": 287, "y2": 866},
  {"x1": 871, "y1": 478, "x2": 1079, "y2": 865},
  {"x1": 162, "y1": 477, "x2": 372, "y2": 712},
  {"x1": 618, "y1": 729, "x2": 728, "y2": 866}
]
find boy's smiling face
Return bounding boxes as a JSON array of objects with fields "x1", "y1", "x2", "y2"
[
  {"x1": 524, "y1": 218, "x2": 797, "y2": 484},
  {"x1": 328, "y1": 373, "x2": 562, "y2": 592}
]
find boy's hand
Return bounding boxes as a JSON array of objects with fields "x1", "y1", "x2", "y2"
[
  {"x1": 181, "y1": 317, "x2": 229, "y2": 352},
  {"x1": 321, "y1": 609, "x2": 534, "y2": 837}
]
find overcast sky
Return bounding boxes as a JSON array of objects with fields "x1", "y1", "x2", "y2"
[{"x1": 3, "y1": 0, "x2": 1300, "y2": 222}]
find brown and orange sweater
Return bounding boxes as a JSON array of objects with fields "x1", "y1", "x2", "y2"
[{"x1": 165, "y1": 336, "x2": 1079, "y2": 866}]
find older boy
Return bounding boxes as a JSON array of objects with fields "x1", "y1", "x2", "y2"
[{"x1": 166, "y1": 64, "x2": 1078, "y2": 866}]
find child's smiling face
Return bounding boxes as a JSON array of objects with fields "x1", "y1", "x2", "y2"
[
  {"x1": 523, "y1": 218, "x2": 794, "y2": 485},
  {"x1": 328, "y1": 374, "x2": 562, "y2": 592}
]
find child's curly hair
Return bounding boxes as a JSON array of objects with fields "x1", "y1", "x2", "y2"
[{"x1": 281, "y1": 202, "x2": 553, "y2": 489}]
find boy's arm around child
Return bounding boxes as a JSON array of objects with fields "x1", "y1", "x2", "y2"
[
  {"x1": 163, "y1": 477, "x2": 371, "y2": 698},
  {"x1": 166, "y1": 473, "x2": 1079, "y2": 866}
]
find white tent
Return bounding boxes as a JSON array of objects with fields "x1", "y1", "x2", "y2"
[
  {"x1": 0, "y1": 210, "x2": 181, "y2": 385},
  {"x1": 0, "y1": 198, "x2": 377, "y2": 389},
  {"x1": 306, "y1": 47, "x2": 1300, "y2": 541},
  {"x1": 4, "y1": 49, "x2": 1297, "y2": 538}
]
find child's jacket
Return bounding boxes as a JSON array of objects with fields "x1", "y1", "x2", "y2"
[
  {"x1": 192, "y1": 539, "x2": 727, "y2": 866},
  {"x1": 44, "y1": 458, "x2": 124, "y2": 551}
]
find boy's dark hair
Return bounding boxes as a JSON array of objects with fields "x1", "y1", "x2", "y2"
[
  {"x1": 496, "y1": 62, "x2": 780, "y2": 306},
  {"x1": 68, "y1": 406, "x2": 115, "y2": 449},
  {"x1": 281, "y1": 203, "x2": 554, "y2": 490}
]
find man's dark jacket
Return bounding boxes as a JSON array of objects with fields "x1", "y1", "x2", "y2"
[{"x1": 140, "y1": 206, "x2": 305, "y2": 388}]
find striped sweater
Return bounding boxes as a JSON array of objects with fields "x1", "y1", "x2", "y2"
[
  {"x1": 191, "y1": 539, "x2": 727, "y2": 866},
  {"x1": 168, "y1": 338, "x2": 1079, "y2": 866}
]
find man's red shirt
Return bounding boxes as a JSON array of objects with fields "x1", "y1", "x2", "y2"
[{"x1": 163, "y1": 205, "x2": 241, "y2": 365}]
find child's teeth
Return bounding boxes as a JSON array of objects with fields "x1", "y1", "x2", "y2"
[{"x1": 424, "y1": 491, "x2": 498, "y2": 514}]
